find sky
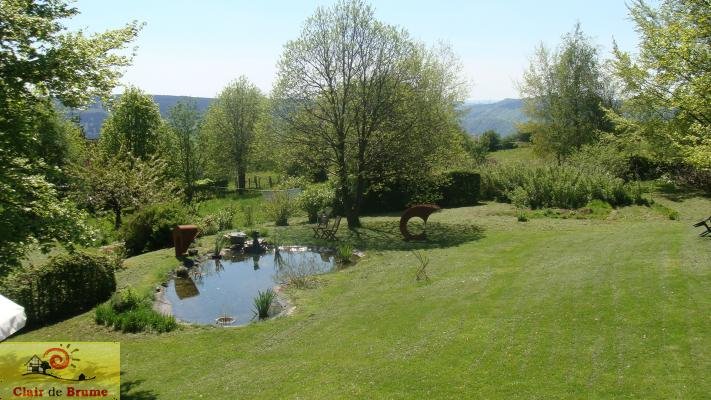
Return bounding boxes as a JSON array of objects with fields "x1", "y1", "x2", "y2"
[{"x1": 64, "y1": 0, "x2": 647, "y2": 102}]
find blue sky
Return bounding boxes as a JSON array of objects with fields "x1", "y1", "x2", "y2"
[{"x1": 65, "y1": 0, "x2": 648, "y2": 101}]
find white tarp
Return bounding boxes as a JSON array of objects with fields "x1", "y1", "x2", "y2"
[{"x1": 0, "y1": 294, "x2": 26, "y2": 341}]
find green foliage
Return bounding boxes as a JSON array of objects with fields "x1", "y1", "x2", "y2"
[
  {"x1": 273, "y1": 0, "x2": 466, "y2": 227},
  {"x1": 439, "y1": 171, "x2": 481, "y2": 207},
  {"x1": 200, "y1": 77, "x2": 266, "y2": 193},
  {"x1": 479, "y1": 130, "x2": 501, "y2": 152},
  {"x1": 71, "y1": 149, "x2": 179, "y2": 228},
  {"x1": 567, "y1": 141, "x2": 632, "y2": 180},
  {"x1": 95, "y1": 287, "x2": 176, "y2": 333},
  {"x1": 264, "y1": 192, "x2": 294, "y2": 226},
  {"x1": 163, "y1": 100, "x2": 203, "y2": 202},
  {"x1": 253, "y1": 289, "x2": 276, "y2": 319},
  {"x1": 519, "y1": 23, "x2": 614, "y2": 161},
  {"x1": 99, "y1": 87, "x2": 163, "y2": 159},
  {"x1": 299, "y1": 183, "x2": 336, "y2": 223},
  {"x1": 611, "y1": 0, "x2": 710, "y2": 170},
  {"x1": 480, "y1": 162, "x2": 637, "y2": 209},
  {"x1": 0, "y1": 0, "x2": 140, "y2": 272},
  {"x1": 121, "y1": 202, "x2": 191, "y2": 256},
  {"x1": 1, "y1": 251, "x2": 116, "y2": 326}
]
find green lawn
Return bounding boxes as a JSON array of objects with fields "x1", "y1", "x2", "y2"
[
  {"x1": 10, "y1": 195, "x2": 711, "y2": 399},
  {"x1": 488, "y1": 145, "x2": 542, "y2": 165}
]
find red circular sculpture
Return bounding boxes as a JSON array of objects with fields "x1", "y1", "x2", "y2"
[{"x1": 399, "y1": 204, "x2": 441, "y2": 241}]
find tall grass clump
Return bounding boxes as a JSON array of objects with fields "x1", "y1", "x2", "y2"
[
  {"x1": 274, "y1": 255, "x2": 319, "y2": 289},
  {"x1": 480, "y1": 162, "x2": 639, "y2": 209},
  {"x1": 94, "y1": 287, "x2": 177, "y2": 333},
  {"x1": 253, "y1": 289, "x2": 276, "y2": 319},
  {"x1": 242, "y1": 204, "x2": 255, "y2": 227},
  {"x1": 413, "y1": 250, "x2": 430, "y2": 281},
  {"x1": 213, "y1": 234, "x2": 225, "y2": 257},
  {"x1": 336, "y1": 243, "x2": 353, "y2": 264}
]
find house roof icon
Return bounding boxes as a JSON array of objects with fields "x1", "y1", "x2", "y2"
[{"x1": 25, "y1": 355, "x2": 42, "y2": 365}]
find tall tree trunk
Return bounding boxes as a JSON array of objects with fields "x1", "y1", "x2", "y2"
[
  {"x1": 113, "y1": 203, "x2": 122, "y2": 229},
  {"x1": 238, "y1": 166, "x2": 246, "y2": 195}
]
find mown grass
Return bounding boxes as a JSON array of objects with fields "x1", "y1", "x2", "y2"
[
  {"x1": 10, "y1": 196, "x2": 711, "y2": 399},
  {"x1": 487, "y1": 145, "x2": 541, "y2": 165}
]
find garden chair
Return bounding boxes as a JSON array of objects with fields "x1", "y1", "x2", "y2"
[
  {"x1": 693, "y1": 216, "x2": 711, "y2": 237},
  {"x1": 312, "y1": 212, "x2": 330, "y2": 238},
  {"x1": 319, "y1": 215, "x2": 341, "y2": 240}
]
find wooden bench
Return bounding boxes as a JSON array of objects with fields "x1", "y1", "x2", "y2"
[{"x1": 693, "y1": 216, "x2": 711, "y2": 237}]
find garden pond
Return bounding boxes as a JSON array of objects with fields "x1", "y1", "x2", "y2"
[{"x1": 163, "y1": 247, "x2": 337, "y2": 325}]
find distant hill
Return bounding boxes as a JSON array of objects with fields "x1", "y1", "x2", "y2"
[
  {"x1": 68, "y1": 95, "x2": 214, "y2": 139},
  {"x1": 70, "y1": 95, "x2": 527, "y2": 139},
  {"x1": 459, "y1": 98, "x2": 528, "y2": 136}
]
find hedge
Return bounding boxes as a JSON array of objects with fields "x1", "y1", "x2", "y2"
[
  {"x1": 0, "y1": 251, "x2": 116, "y2": 327},
  {"x1": 439, "y1": 171, "x2": 481, "y2": 207}
]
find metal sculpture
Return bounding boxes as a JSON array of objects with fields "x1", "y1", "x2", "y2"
[{"x1": 399, "y1": 204, "x2": 440, "y2": 241}]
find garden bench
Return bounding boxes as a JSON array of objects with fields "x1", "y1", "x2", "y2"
[
  {"x1": 313, "y1": 216, "x2": 341, "y2": 241},
  {"x1": 693, "y1": 216, "x2": 711, "y2": 237}
]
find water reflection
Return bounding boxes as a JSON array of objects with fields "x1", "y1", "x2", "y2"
[{"x1": 165, "y1": 249, "x2": 336, "y2": 325}]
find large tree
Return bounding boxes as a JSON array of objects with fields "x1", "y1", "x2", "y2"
[
  {"x1": 163, "y1": 100, "x2": 202, "y2": 202},
  {"x1": 0, "y1": 0, "x2": 140, "y2": 272},
  {"x1": 519, "y1": 24, "x2": 614, "y2": 163},
  {"x1": 71, "y1": 149, "x2": 176, "y2": 228},
  {"x1": 99, "y1": 86, "x2": 163, "y2": 159},
  {"x1": 611, "y1": 0, "x2": 710, "y2": 169},
  {"x1": 201, "y1": 77, "x2": 266, "y2": 194},
  {"x1": 273, "y1": 0, "x2": 465, "y2": 227}
]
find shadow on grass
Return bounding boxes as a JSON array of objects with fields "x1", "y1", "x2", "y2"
[
  {"x1": 344, "y1": 220, "x2": 485, "y2": 251},
  {"x1": 121, "y1": 373, "x2": 158, "y2": 400},
  {"x1": 656, "y1": 182, "x2": 711, "y2": 202}
]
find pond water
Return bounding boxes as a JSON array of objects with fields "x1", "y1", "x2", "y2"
[{"x1": 164, "y1": 248, "x2": 336, "y2": 325}]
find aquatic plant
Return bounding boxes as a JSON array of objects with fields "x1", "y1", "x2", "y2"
[
  {"x1": 253, "y1": 289, "x2": 276, "y2": 319},
  {"x1": 336, "y1": 243, "x2": 353, "y2": 264}
]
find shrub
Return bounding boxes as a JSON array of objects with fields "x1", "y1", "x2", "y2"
[
  {"x1": 94, "y1": 287, "x2": 177, "y2": 333},
  {"x1": 253, "y1": 289, "x2": 276, "y2": 319},
  {"x1": 198, "y1": 214, "x2": 219, "y2": 236},
  {"x1": 122, "y1": 202, "x2": 190, "y2": 256},
  {"x1": 439, "y1": 171, "x2": 481, "y2": 207},
  {"x1": 264, "y1": 191, "x2": 294, "y2": 226},
  {"x1": 480, "y1": 162, "x2": 637, "y2": 209},
  {"x1": 298, "y1": 183, "x2": 335, "y2": 223},
  {"x1": 215, "y1": 206, "x2": 237, "y2": 231},
  {"x1": 1, "y1": 251, "x2": 116, "y2": 327}
]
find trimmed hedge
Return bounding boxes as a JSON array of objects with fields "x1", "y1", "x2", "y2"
[
  {"x1": 439, "y1": 171, "x2": 480, "y2": 207},
  {"x1": 0, "y1": 252, "x2": 116, "y2": 327},
  {"x1": 361, "y1": 171, "x2": 481, "y2": 212},
  {"x1": 122, "y1": 202, "x2": 190, "y2": 256}
]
